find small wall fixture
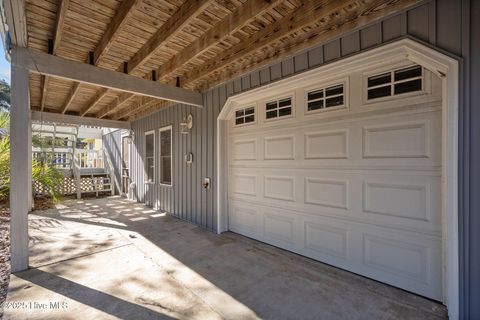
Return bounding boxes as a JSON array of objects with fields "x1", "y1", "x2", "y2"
[
  {"x1": 202, "y1": 177, "x2": 211, "y2": 189},
  {"x1": 185, "y1": 152, "x2": 193, "y2": 164},
  {"x1": 125, "y1": 129, "x2": 135, "y2": 144},
  {"x1": 180, "y1": 114, "x2": 193, "y2": 135}
]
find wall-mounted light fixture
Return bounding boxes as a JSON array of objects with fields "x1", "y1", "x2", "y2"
[
  {"x1": 125, "y1": 129, "x2": 135, "y2": 144},
  {"x1": 180, "y1": 114, "x2": 193, "y2": 135}
]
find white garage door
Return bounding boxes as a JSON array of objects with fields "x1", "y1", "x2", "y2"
[{"x1": 227, "y1": 65, "x2": 443, "y2": 300}]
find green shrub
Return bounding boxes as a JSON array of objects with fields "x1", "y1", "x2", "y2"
[{"x1": 0, "y1": 112, "x2": 63, "y2": 203}]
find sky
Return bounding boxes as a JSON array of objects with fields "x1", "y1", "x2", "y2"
[{"x1": 0, "y1": 40, "x2": 10, "y2": 84}]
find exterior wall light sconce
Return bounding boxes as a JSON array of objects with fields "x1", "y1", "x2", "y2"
[
  {"x1": 180, "y1": 114, "x2": 193, "y2": 135},
  {"x1": 125, "y1": 129, "x2": 135, "y2": 144}
]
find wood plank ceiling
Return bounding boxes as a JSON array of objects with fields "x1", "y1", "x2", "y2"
[{"x1": 25, "y1": 0, "x2": 420, "y2": 121}]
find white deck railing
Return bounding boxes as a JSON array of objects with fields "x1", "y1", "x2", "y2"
[
  {"x1": 76, "y1": 149, "x2": 104, "y2": 169},
  {"x1": 32, "y1": 149, "x2": 105, "y2": 169}
]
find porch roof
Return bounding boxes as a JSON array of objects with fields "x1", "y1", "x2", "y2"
[{"x1": 3, "y1": 0, "x2": 420, "y2": 122}]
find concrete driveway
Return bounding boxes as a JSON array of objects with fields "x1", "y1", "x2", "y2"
[{"x1": 4, "y1": 197, "x2": 447, "y2": 319}]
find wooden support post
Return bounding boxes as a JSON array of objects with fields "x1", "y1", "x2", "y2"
[{"x1": 10, "y1": 46, "x2": 31, "y2": 272}]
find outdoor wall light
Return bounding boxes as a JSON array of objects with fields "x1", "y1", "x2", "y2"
[
  {"x1": 180, "y1": 114, "x2": 193, "y2": 135},
  {"x1": 125, "y1": 129, "x2": 135, "y2": 144}
]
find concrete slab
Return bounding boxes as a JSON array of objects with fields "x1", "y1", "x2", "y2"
[{"x1": 5, "y1": 197, "x2": 447, "y2": 319}]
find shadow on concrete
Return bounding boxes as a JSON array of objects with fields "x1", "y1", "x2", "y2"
[
  {"x1": 25, "y1": 197, "x2": 447, "y2": 320},
  {"x1": 14, "y1": 268, "x2": 174, "y2": 320}
]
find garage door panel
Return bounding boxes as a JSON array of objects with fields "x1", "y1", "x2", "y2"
[
  {"x1": 264, "y1": 175, "x2": 296, "y2": 202},
  {"x1": 230, "y1": 167, "x2": 440, "y2": 230},
  {"x1": 263, "y1": 212, "x2": 296, "y2": 245},
  {"x1": 363, "y1": 233, "x2": 429, "y2": 282},
  {"x1": 360, "y1": 174, "x2": 441, "y2": 232},
  {"x1": 362, "y1": 120, "x2": 430, "y2": 158},
  {"x1": 231, "y1": 112, "x2": 441, "y2": 168},
  {"x1": 358, "y1": 229, "x2": 443, "y2": 301},
  {"x1": 304, "y1": 221, "x2": 350, "y2": 259},
  {"x1": 304, "y1": 129, "x2": 349, "y2": 159},
  {"x1": 232, "y1": 174, "x2": 257, "y2": 197},
  {"x1": 231, "y1": 139, "x2": 257, "y2": 160},
  {"x1": 304, "y1": 178, "x2": 349, "y2": 209},
  {"x1": 229, "y1": 203, "x2": 260, "y2": 237},
  {"x1": 363, "y1": 181, "x2": 430, "y2": 221},
  {"x1": 264, "y1": 135, "x2": 296, "y2": 160}
]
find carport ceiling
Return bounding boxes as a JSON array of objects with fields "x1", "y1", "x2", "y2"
[{"x1": 24, "y1": 0, "x2": 420, "y2": 121}]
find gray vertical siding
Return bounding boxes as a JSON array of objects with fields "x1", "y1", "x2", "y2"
[
  {"x1": 464, "y1": 1, "x2": 479, "y2": 318},
  {"x1": 102, "y1": 129, "x2": 122, "y2": 195},
  {"x1": 119, "y1": 0, "x2": 479, "y2": 317}
]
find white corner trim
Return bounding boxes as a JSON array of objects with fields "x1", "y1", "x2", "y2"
[{"x1": 216, "y1": 38, "x2": 459, "y2": 319}]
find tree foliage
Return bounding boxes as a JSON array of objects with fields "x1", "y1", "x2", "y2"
[
  {"x1": 0, "y1": 80, "x2": 10, "y2": 111},
  {"x1": 0, "y1": 112, "x2": 63, "y2": 202}
]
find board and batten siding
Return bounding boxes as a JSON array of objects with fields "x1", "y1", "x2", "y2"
[
  {"x1": 102, "y1": 129, "x2": 123, "y2": 195},
  {"x1": 103, "y1": 0, "x2": 479, "y2": 317}
]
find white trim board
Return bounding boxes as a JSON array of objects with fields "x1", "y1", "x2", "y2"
[
  {"x1": 31, "y1": 111, "x2": 131, "y2": 129},
  {"x1": 216, "y1": 39, "x2": 459, "y2": 319},
  {"x1": 13, "y1": 46, "x2": 203, "y2": 108}
]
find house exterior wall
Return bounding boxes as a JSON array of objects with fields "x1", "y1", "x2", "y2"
[
  {"x1": 103, "y1": 0, "x2": 479, "y2": 317},
  {"x1": 102, "y1": 129, "x2": 122, "y2": 195}
]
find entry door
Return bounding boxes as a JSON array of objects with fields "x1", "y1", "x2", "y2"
[
  {"x1": 227, "y1": 102, "x2": 443, "y2": 301},
  {"x1": 121, "y1": 136, "x2": 130, "y2": 196}
]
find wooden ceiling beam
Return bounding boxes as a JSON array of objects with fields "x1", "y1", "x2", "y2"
[
  {"x1": 156, "y1": 0, "x2": 282, "y2": 82},
  {"x1": 114, "y1": 97, "x2": 159, "y2": 120},
  {"x1": 126, "y1": 0, "x2": 213, "y2": 74},
  {"x1": 125, "y1": 0, "x2": 281, "y2": 120},
  {"x1": 96, "y1": 92, "x2": 135, "y2": 118},
  {"x1": 15, "y1": 47, "x2": 204, "y2": 107},
  {"x1": 182, "y1": 0, "x2": 420, "y2": 89},
  {"x1": 79, "y1": 87, "x2": 109, "y2": 116},
  {"x1": 40, "y1": 0, "x2": 69, "y2": 112},
  {"x1": 61, "y1": 83, "x2": 81, "y2": 114},
  {"x1": 40, "y1": 76, "x2": 50, "y2": 112},
  {"x1": 97, "y1": 0, "x2": 211, "y2": 119},
  {"x1": 94, "y1": 0, "x2": 140, "y2": 66},
  {"x1": 61, "y1": 82, "x2": 80, "y2": 114},
  {"x1": 72, "y1": 0, "x2": 140, "y2": 116},
  {"x1": 180, "y1": 0, "x2": 341, "y2": 88},
  {"x1": 127, "y1": 100, "x2": 171, "y2": 121}
]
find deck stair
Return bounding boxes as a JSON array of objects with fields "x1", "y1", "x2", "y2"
[
  {"x1": 31, "y1": 122, "x2": 115, "y2": 198},
  {"x1": 79, "y1": 172, "x2": 112, "y2": 197}
]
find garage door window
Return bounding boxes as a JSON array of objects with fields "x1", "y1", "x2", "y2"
[
  {"x1": 306, "y1": 83, "x2": 345, "y2": 112},
  {"x1": 265, "y1": 97, "x2": 292, "y2": 120},
  {"x1": 235, "y1": 107, "x2": 255, "y2": 126},
  {"x1": 367, "y1": 65, "x2": 423, "y2": 100}
]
